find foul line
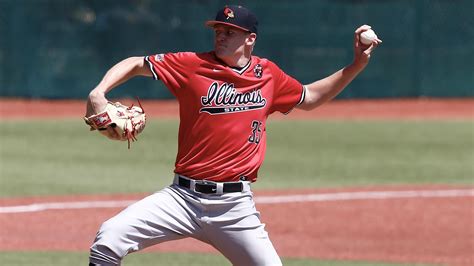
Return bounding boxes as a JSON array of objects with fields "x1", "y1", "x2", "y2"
[
  {"x1": 255, "y1": 189, "x2": 474, "y2": 203},
  {"x1": 1, "y1": 189, "x2": 473, "y2": 214}
]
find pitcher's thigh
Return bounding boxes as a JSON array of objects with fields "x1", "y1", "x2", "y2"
[
  {"x1": 90, "y1": 189, "x2": 199, "y2": 264},
  {"x1": 211, "y1": 214, "x2": 282, "y2": 266}
]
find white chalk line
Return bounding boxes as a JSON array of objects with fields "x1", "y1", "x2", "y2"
[
  {"x1": 255, "y1": 189, "x2": 474, "y2": 204},
  {"x1": 1, "y1": 189, "x2": 473, "y2": 214}
]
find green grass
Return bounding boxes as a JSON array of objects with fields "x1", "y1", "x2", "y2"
[
  {"x1": 0, "y1": 251, "x2": 437, "y2": 266},
  {"x1": 1, "y1": 119, "x2": 473, "y2": 197},
  {"x1": 259, "y1": 119, "x2": 474, "y2": 189}
]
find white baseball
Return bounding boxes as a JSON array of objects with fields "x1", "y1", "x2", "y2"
[{"x1": 360, "y1": 29, "x2": 377, "y2": 45}]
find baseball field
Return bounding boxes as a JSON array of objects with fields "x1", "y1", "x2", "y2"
[{"x1": 0, "y1": 98, "x2": 473, "y2": 266}]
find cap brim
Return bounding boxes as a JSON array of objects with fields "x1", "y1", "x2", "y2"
[{"x1": 205, "y1": 21, "x2": 251, "y2": 33}]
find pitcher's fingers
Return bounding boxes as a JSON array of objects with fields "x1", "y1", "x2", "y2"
[
  {"x1": 364, "y1": 41, "x2": 380, "y2": 55},
  {"x1": 113, "y1": 126, "x2": 128, "y2": 141},
  {"x1": 355, "y1": 25, "x2": 372, "y2": 35},
  {"x1": 106, "y1": 127, "x2": 121, "y2": 140}
]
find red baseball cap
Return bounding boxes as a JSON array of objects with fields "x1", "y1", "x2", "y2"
[{"x1": 205, "y1": 5, "x2": 258, "y2": 34}]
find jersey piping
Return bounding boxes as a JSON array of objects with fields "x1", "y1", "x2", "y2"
[
  {"x1": 230, "y1": 59, "x2": 252, "y2": 75},
  {"x1": 283, "y1": 85, "x2": 307, "y2": 115},
  {"x1": 145, "y1": 56, "x2": 159, "y2": 80}
]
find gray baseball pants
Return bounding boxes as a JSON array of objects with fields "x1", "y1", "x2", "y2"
[{"x1": 89, "y1": 176, "x2": 282, "y2": 266}]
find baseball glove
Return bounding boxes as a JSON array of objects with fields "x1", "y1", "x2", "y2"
[{"x1": 84, "y1": 100, "x2": 146, "y2": 148}]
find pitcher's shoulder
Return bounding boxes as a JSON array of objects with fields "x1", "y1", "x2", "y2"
[{"x1": 252, "y1": 56, "x2": 279, "y2": 69}]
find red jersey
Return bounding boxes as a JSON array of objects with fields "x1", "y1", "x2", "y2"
[{"x1": 145, "y1": 52, "x2": 305, "y2": 182}]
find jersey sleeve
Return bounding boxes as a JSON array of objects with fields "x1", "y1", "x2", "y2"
[
  {"x1": 268, "y1": 62, "x2": 306, "y2": 114},
  {"x1": 144, "y1": 52, "x2": 195, "y2": 96}
]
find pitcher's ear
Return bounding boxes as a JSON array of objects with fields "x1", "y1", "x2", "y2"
[{"x1": 246, "y1": 33, "x2": 257, "y2": 45}]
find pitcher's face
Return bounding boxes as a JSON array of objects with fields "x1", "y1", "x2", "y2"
[{"x1": 213, "y1": 25, "x2": 251, "y2": 58}]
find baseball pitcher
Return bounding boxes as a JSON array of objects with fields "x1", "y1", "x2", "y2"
[{"x1": 85, "y1": 5, "x2": 381, "y2": 266}]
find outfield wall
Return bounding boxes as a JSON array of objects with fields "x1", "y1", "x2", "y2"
[{"x1": 1, "y1": 0, "x2": 473, "y2": 99}]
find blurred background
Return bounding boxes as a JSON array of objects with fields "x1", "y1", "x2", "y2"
[
  {"x1": 0, "y1": 0, "x2": 473, "y2": 100},
  {"x1": 1, "y1": 2, "x2": 473, "y2": 265}
]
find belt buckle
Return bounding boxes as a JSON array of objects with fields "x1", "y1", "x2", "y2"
[{"x1": 195, "y1": 180, "x2": 217, "y2": 194}]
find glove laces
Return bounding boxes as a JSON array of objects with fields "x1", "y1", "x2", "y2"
[{"x1": 124, "y1": 97, "x2": 145, "y2": 149}]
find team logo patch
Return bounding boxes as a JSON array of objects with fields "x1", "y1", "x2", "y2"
[
  {"x1": 224, "y1": 7, "x2": 234, "y2": 19},
  {"x1": 154, "y1": 54, "x2": 164, "y2": 62},
  {"x1": 200, "y1": 82, "x2": 267, "y2": 115},
  {"x1": 253, "y1": 64, "x2": 263, "y2": 78}
]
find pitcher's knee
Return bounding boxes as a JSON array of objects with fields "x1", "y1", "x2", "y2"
[
  {"x1": 89, "y1": 243, "x2": 121, "y2": 266},
  {"x1": 89, "y1": 219, "x2": 129, "y2": 265}
]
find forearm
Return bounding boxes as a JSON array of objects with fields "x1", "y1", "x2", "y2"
[
  {"x1": 299, "y1": 63, "x2": 365, "y2": 110},
  {"x1": 87, "y1": 56, "x2": 151, "y2": 116},
  {"x1": 90, "y1": 56, "x2": 150, "y2": 97}
]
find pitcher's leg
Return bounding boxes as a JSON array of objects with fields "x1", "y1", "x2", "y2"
[
  {"x1": 208, "y1": 213, "x2": 282, "y2": 266},
  {"x1": 89, "y1": 187, "x2": 202, "y2": 265}
]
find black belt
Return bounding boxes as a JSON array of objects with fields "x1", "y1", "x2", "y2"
[{"x1": 177, "y1": 175, "x2": 243, "y2": 194}]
